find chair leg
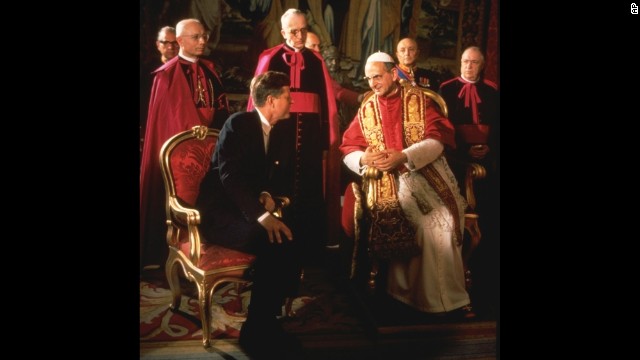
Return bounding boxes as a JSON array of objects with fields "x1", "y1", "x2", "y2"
[
  {"x1": 165, "y1": 257, "x2": 182, "y2": 310},
  {"x1": 198, "y1": 279, "x2": 214, "y2": 350},
  {"x1": 368, "y1": 260, "x2": 378, "y2": 294}
]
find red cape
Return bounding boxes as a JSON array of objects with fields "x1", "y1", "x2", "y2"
[{"x1": 140, "y1": 56, "x2": 225, "y2": 267}]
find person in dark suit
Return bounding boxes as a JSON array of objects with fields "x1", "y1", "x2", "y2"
[
  {"x1": 196, "y1": 71, "x2": 303, "y2": 359},
  {"x1": 248, "y1": 8, "x2": 342, "y2": 258}
]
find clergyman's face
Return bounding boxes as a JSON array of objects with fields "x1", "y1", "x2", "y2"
[
  {"x1": 460, "y1": 49, "x2": 484, "y2": 81},
  {"x1": 281, "y1": 14, "x2": 308, "y2": 50},
  {"x1": 305, "y1": 33, "x2": 320, "y2": 52},
  {"x1": 177, "y1": 22, "x2": 209, "y2": 58}
]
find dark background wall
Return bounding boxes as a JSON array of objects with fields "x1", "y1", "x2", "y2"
[{"x1": 140, "y1": 0, "x2": 499, "y2": 96}]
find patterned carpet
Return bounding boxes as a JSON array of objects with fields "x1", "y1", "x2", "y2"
[
  {"x1": 140, "y1": 266, "x2": 365, "y2": 343},
  {"x1": 140, "y1": 251, "x2": 497, "y2": 359}
]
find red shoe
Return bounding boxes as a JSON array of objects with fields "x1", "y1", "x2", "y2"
[{"x1": 459, "y1": 304, "x2": 476, "y2": 319}]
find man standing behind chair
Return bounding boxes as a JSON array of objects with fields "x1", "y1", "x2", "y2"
[
  {"x1": 197, "y1": 71, "x2": 303, "y2": 359},
  {"x1": 395, "y1": 37, "x2": 442, "y2": 91},
  {"x1": 248, "y1": 9, "x2": 340, "y2": 260},
  {"x1": 439, "y1": 46, "x2": 499, "y2": 184},
  {"x1": 439, "y1": 46, "x2": 499, "y2": 309},
  {"x1": 155, "y1": 26, "x2": 178, "y2": 65},
  {"x1": 141, "y1": 26, "x2": 178, "y2": 154},
  {"x1": 140, "y1": 18, "x2": 230, "y2": 270},
  {"x1": 340, "y1": 51, "x2": 474, "y2": 318}
]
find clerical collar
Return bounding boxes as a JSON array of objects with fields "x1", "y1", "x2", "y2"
[
  {"x1": 460, "y1": 75, "x2": 479, "y2": 84},
  {"x1": 255, "y1": 108, "x2": 272, "y2": 135},
  {"x1": 284, "y1": 44, "x2": 303, "y2": 53},
  {"x1": 179, "y1": 54, "x2": 198, "y2": 63}
]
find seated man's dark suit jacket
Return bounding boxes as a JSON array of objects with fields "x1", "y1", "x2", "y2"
[{"x1": 196, "y1": 110, "x2": 294, "y2": 253}]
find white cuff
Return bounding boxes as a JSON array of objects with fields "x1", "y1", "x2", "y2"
[
  {"x1": 343, "y1": 151, "x2": 365, "y2": 174},
  {"x1": 257, "y1": 211, "x2": 270, "y2": 223}
]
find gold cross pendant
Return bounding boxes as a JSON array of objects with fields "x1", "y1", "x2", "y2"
[{"x1": 196, "y1": 75, "x2": 206, "y2": 106}]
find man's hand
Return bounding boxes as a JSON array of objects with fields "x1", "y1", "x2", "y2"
[
  {"x1": 360, "y1": 146, "x2": 388, "y2": 168},
  {"x1": 360, "y1": 147, "x2": 407, "y2": 172},
  {"x1": 259, "y1": 192, "x2": 276, "y2": 212},
  {"x1": 260, "y1": 214, "x2": 293, "y2": 244}
]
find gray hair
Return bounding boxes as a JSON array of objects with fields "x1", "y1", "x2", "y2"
[
  {"x1": 157, "y1": 26, "x2": 176, "y2": 41},
  {"x1": 462, "y1": 46, "x2": 485, "y2": 65},
  {"x1": 280, "y1": 8, "x2": 306, "y2": 29}
]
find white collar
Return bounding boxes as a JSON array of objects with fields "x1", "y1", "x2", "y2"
[
  {"x1": 255, "y1": 108, "x2": 272, "y2": 135},
  {"x1": 461, "y1": 75, "x2": 479, "y2": 84},
  {"x1": 179, "y1": 54, "x2": 198, "y2": 63}
]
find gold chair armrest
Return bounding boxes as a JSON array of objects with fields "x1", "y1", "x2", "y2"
[
  {"x1": 465, "y1": 162, "x2": 486, "y2": 211},
  {"x1": 168, "y1": 196, "x2": 202, "y2": 263},
  {"x1": 168, "y1": 196, "x2": 201, "y2": 226},
  {"x1": 270, "y1": 196, "x2": 290, "y2": 219}
]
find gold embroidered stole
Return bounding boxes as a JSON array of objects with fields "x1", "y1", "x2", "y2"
[
  {"x1": 359, "y1": 85, "x2": 462, "y2": 258},
  {"x1": 358, "y1": 86, "x2": 419, "y2": 260}
]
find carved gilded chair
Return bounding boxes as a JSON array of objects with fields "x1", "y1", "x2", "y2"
[
  {"x1": 159, "y1": 125, "x2": 255, "y2": 350},
  {"x1": 341, "y1": 86, "x2": 484, "y2": 291}
]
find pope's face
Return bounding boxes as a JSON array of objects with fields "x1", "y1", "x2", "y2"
[{"x1": 364, "y1": 62, "x2": 398, "y2": 97}]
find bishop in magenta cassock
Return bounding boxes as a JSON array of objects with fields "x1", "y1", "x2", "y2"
[{"x1": 140, "y1": 19, "x2": 229, "y2": 269}]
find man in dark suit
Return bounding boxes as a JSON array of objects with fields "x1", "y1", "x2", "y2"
[
  {"x1": 196, "y1": 71, "x2": 303, "y2": 359},
  {"x1": 248, "y1": 8, "x2": 341, "y2": 258}
]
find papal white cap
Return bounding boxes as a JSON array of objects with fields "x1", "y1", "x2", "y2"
[{"x1": 366, "y1": 51, "x2": 395, "y2": 64}]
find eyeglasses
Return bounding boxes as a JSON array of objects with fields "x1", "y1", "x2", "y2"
[
  {"x1": 182, "y1": 33, "x2": 210, "y2": 42},
  {"x1": 158, "y1": 40, "x2": 178, "y2": 46},
  {"x1": 287, "y1": 28, "x2": 308, "y2": 37}
]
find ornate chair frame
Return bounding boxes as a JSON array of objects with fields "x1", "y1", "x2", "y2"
[
  {"x1": 159, "y1": 125, "x2": 255, "y2": 350},
  {"x1": 346, "y1": 87, "x2": 485, "y2": 291}
]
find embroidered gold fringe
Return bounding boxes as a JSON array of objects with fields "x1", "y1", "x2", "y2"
[{"x1": 358, "y1": 85, "x2": 422, "y2": 260}]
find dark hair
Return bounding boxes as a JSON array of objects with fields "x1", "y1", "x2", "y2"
[{"x1": 250, "y1": 71, "x2": 290, "y2": 107}]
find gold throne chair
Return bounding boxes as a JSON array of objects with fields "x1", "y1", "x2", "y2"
[{"x1": 341, "y1": 86, "x2": 485, "y2": 291}]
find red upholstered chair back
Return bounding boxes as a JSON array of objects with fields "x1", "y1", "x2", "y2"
[
  {"x1": 159, "y1": 125, "x2": 221, "y2": 261},
  {"x1": 163, "y1": 127, "x2": 216, "y2": 207},
  {"x1": 158, "y1": 125, "x2": 256, "y2": 350}
]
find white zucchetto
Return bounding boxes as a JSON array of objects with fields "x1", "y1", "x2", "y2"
[{"x1": 366, "y1": 51, "x2": 395, "y2": 64}]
